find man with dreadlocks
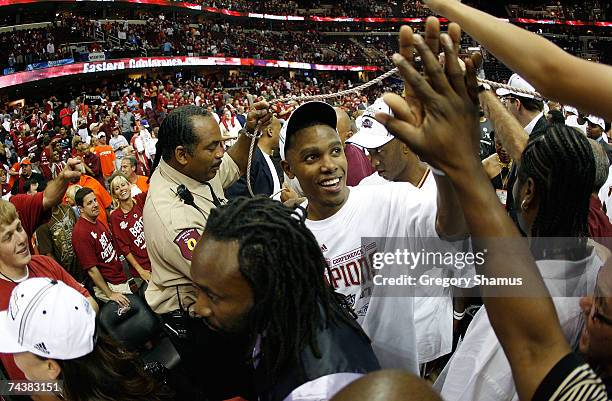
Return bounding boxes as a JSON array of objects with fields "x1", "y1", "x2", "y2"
[
  {"x1": 191, "y1": 196, "x2": 380, "y2": 401},
  {"x1": 435, "y1": 122, "x2": 605, "y2": 401},
  {"x1": 143, "y1": 101, "x2": 270, "y2": 400}
]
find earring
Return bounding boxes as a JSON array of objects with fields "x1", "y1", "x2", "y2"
[{"x1": 521, "y1": 199, "x2": 528, "y2": 211}]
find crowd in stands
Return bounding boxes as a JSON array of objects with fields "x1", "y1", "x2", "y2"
[{"x1": 0, "y1": 0, "x2": 612, "y2": 400}]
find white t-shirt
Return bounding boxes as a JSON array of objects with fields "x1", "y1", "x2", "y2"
[
  {"x1": 434, "y1": 248, "x2": 602, "y2": 401},
  {"x1": 598, "y1": 165, "x2": 612, "y2": 222},
  {"x1": 359, "y1": 170, "x2": 454, "y2": 363},
  {"x1": 305, "y1": 183, "x2": 443, "y2": 373}
]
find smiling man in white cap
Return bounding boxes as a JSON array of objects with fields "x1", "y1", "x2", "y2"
[
  {"x1": 496, "y1": 73, "x2": 548, "y2": 137},
  {"x1": 279, "y1": 100, "x2": 469, "y2": 373}
]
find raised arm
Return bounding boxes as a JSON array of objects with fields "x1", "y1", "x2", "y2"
[
  {"x1": 423, "y1": 0, "x2": 612, "y2": 120},
  {"x1": 42, "y1": 158, "x2": 82, "y2": 210},
  {"x1": 480, "y1": 91, "x2": 528, "y2": 162},
  {"x1": 227, "y1": 100, "x2": 271, "y2": 175},
  {"x1": 375, "y1": 22, "x2": 570, "y2": 401}
]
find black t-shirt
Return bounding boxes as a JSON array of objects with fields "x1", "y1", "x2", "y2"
[{"x1": 532, "y1": 352, "x2": 609, "y2": 401}]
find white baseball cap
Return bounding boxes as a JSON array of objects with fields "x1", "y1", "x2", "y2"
[
  {"x1": 586, "y1": 115, "x2": 605, "y2": 131},
  {"x1": 347, "y1": 98, "x2": 395, "y2": 149},
  {"x1": 0, "y1": 278, "x2": 96, "y2": 360},
  {"x1": 279, "y1": 101, "x2": 338, "y2": 161},
  {"x1": 496, "y1": 73, "x2": 537, "y2": 99},
  {"x1": 563, "y1": 105, "x2": 578, "y2": 116}
]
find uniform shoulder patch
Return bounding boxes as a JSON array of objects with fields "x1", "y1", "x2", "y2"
[{"x1": 174, "y1": 228, "x2": 201, "y2": 261}]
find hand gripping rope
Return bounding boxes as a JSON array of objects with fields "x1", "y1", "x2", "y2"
[{"x1": 245, "y1": 67, "x2": 543, "y2": 197}]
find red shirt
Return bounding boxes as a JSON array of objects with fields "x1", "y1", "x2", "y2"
[
  {"x1": 72, "y1": 217, "x2": 127, "y2": 285},
  {"x1": 344, "y1": 144, "x2": 375, "y2": 186},
  {"x1": 10, "y1": 191, "x2": 45, "y2": 239},
  {"x1": 39, "y1": 148, "x2": 52, "y2": 180},
  {"x1": 0, "y1": 255, "x2": 89, "y2": 380},
  {"x1": 588, "y1": 195, "x2": 612, "y2": 246},
  {"x1": 60, "y1": 108, "x2": 72, "y2": 126},
  {"x1": 14, "y1": 136, "x2": 26, "y2": 158},
  {"x1": 109, "y1": 192, "x2": 151, "y2": 276}
]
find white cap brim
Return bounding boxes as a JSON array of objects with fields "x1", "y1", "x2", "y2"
[
  {"x1": 0, "y1": 310, "x2": 27, "y2": 354},
  {"x1": 347, "y1": 131, "x2": 394, "y2": 149}
]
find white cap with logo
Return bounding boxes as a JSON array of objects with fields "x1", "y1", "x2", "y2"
[
  {"x1": 0, "y1": 278, "x2": 96, "y2": 360},
  {"x1": 586, "y1": 115, "x2": 605, "y2": 131},
  {"x1": 496, "y1": 73, "x2": 537, "y2": 99},
  {"x1": 346, "y1": 98, "x2": 395, "y2": 149}
]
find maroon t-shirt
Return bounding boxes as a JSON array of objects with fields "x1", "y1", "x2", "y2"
[
  {"x1": 0, "y1": 255, "x2": 90, "y2": 380},
  {"x1": 10, "y1": 191, "x2": 45, "y2": 239},
  {"x1": 109, "y1": 192, "x2": 151, "y2": 277},
  {"x1": 72, "y1": 217, "x2": 127, "y2": 285},
  {"x1": 39, "y1": 148, "x2": 52, "y2": 181},
  {"x1": 345, "y1": 143, "x2": 375, "y2": 187}
]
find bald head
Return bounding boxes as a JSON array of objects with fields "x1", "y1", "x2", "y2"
[
  {"x1": 334, "y1": 107, "x2": 353, "y2": 144},
  {"x1": 331, "y1": 370, "x2": 443, "y2": 401}
]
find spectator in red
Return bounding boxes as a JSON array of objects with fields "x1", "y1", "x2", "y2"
[
  {"x1": 39, "y1": 137, "x2": 53, "y2": 180},
  {"x1": 72, "y1": 187, "x2": 131, "y2": 306},
  {"x1": 59, "y1": 103, "x2": 72, "y2": 127},
  {"x1": 10, "y1": 158, "x2": 46, "y2": 195},
  {"x1": 109, "y1": 175, "x2": 151, "y2": 283},
  {"x1": 75, "y1": 134, "x2": 105, "y2": 186},
  {"x1": 0, "y1": 199, "x2": 98, "y2": 381},
  {"x1": 335, "y1": 108, "x2": 374, "y2": 186}
]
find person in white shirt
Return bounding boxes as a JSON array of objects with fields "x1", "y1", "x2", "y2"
[
  {"x1": 108, "y1": 128, "x2": 129, "y2": 171},
  {"x1": 434, "y1": 122, "x2": 604, "y2": 401},
  {"x1": 351, "y1": 109, "x2": 460, "y2": 366},
  {"x1": 219, "y1": 107, "x2": 242, "y2": 147},
  {"x1": 279, "y1": 100, "x2": 470, "y2": 373},
  {"x1": 564, "y1": 105, "x2": 587, "y2": 135}
]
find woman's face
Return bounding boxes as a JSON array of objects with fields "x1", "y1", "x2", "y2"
[
  {"x1": 112, "y1": 180, "x2": 131, "y2": 202},
  {"x1": 14, "y1": 352, "x2": 60, "y2": 380}
]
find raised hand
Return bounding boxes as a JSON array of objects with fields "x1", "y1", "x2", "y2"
[
  {"x1": 375, "y1": 26, "x2": 481, "y2": 176},
  {"x1": 246, "y1": 100, "x2": 272, "y2": 135}
]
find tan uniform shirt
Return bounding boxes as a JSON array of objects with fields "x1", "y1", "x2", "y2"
[{"x1": 143, "y1": 154, "x2": 240, "y2": 314}]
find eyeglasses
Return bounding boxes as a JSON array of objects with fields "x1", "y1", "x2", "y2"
[
  {"x1": 589, "y1": 300, "x2": 612, "y2": 326},
  {"x1": 501, "y1": 97, "x2": 518, "y2": 105}
]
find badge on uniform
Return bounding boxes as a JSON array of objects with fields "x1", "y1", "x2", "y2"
[
  {"x1": 174, "y1": 229, "x2": 201, "y2": 261},
  {"x1": 496, "y1": 189, "x2": 508, "y2": 206}
]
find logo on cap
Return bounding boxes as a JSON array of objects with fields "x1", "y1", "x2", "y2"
[
  {"x1": 362, "y1": 118, "x2": 373, "y2": 129},
  {"x1": 34, "y1": 342, "x2": 50, "y2": 354}
]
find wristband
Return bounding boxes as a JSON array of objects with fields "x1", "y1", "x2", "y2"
[{"x1": 453, "y1": 310, "x2": 466, "y2": 320}]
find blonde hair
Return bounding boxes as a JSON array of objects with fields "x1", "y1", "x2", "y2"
[
  {"x1": 65, "y1": 185, "x2": 82, "y2": 205},
  {"x1": 109, "y1": 174, "x2": 133, "y2": 210},
  {"x1": 0, "y1": 200, "x2": 19, "y2": 228}
]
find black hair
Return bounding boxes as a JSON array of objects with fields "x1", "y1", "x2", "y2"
[
  {"x1": 547, "y1": 110, "x2": 565, "y2": 125},
  {"x1": 23, "y1": 179, "x2": 37, "y2": 193},
  {"x1": 57, "y1": 335, "x2": 173, "y2": 401},
  {"x1": 285, "y1": 120, "x2": 336, "y2": 156},
  {"x1": 517, "y1": 124, "x2": 595, "y2": 238},
  {"x1": 203, "y1": 196, "x2": 361, "y2": 380},
  {"x1": 150, "y1": 105, "x2": 212, "y2": 176},
  {"x1": 75, "y1": 187, "x2": 95, "y2": 207},
  {"x1": 515, "y1": 95, "x2": 544, "y2": 112}
]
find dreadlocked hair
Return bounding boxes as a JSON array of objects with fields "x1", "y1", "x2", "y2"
[
  {"x1": 204, "y1": 196, "x2": 360, "y2": 380},
  {"x1": 149, "y1": 105, "x2": 212, "y2": 178},
  {"x1": 517, "y1": 124, "x2": 595, "y2": 239}
]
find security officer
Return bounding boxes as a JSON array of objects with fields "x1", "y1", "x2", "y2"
[{"x1": 144, "y1": 102, "x2": 270, "y2": 400}]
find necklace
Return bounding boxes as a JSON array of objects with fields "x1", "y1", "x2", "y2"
[{"x1": 0, "y1": 266, "x2": 29, "y2": 283}]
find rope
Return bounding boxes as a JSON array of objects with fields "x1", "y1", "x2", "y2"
[{"x1": 245, "y1": 67, "x2": 543, "y2": 196}]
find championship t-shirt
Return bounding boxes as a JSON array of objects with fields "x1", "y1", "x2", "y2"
[
  {"x1": 0, "y1": 256, "x2": 89, "y2": 380},
  {"x1": 305, "y1": 183, "x2": 440, "y2": 373},
  {"x1": 72, "y1": 217, "x2": 127, "y2": 284},
  {"x1": 109, "y1": 192, "x2": 151, "y2": 277}
]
